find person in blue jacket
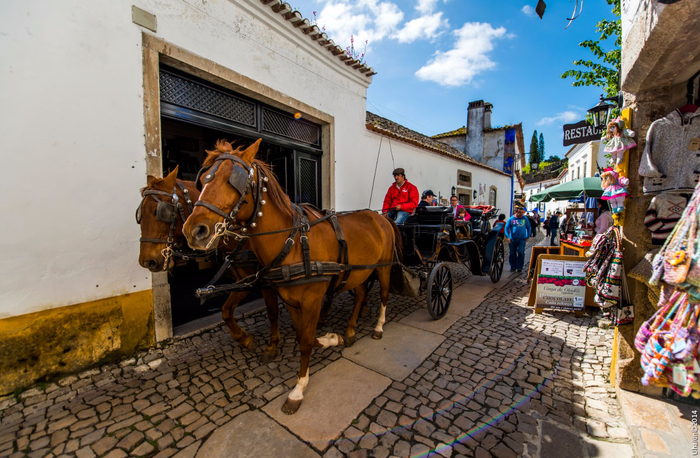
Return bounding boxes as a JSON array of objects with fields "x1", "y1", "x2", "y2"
[{"x1": 505, "y1": 207, "x2": 531, "y2": 272}]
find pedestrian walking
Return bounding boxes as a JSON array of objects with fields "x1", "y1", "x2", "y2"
[
  {"x1": 549, "y1": 211, "x2": 561, "y2": 246},
  {"x1": 505, "y1": 207, "x2": 531, "y2": 272},
  {"x1": 544, "y1": 213, "x2": 551, "y2": 237}
]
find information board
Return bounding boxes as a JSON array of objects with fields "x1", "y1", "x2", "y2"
[{"x1": 528, "y1": 254, "x2": 596, "y2": 315}]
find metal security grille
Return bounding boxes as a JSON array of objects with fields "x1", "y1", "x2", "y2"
[
  {"x1": 160, "y1": 71, "x2": 256, "y2": 127},
  {"x1": 299, "y1": 158, "x2": 318, "y2": 205},
  {"x1": 262, "y1": 108, "x2": 320, "y2": 146}
]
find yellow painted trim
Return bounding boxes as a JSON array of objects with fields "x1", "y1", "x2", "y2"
[
  {"x1": 613, "y1": 108, "x2": 634, "y2": 227},
  {"x1": 610, "y1": 327, "x2": 619, "y2": 387},
  {"x1": 0, "y1": 290, "x2": 154, "y2": 395}
]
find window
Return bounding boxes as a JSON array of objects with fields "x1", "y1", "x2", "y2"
[
  {"x1": 577, "y1": 167, "x2": 580, "y2": 179},
  {"x1": 583, "y1": 162, "x2": 587, "y2": 177},
  {"x1": 489, "y1": 186, "x2": 497, "y2": 207},
  {"x1": 457, "y1": 170, "x2": 472, "y2": 187}
]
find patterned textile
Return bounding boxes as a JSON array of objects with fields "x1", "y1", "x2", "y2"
[{"x1": 644, "y1": 193, "x2": 688, "y2": 245}]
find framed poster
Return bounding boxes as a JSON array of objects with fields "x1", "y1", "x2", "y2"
[{"x1": 528, "y1": 255, "x2": 596, "y2": 315}]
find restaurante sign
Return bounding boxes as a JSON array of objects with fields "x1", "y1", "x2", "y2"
[{"x1": 562, "y1": 120, "x2": 604, "y2": 146}]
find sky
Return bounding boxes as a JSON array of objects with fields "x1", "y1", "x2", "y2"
[{"x1": 286, "y1": 0, "x2": 617, "y2": 161}]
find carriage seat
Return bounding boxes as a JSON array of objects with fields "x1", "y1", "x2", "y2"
[
  {"x1": 465, "y1": 208, "x2": 484, "y2": 220},
  {"x1": 414, "y1": 206, "x2": 454, "y2": 226}
]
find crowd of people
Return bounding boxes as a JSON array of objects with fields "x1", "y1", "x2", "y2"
[{"x1": 381, "y1": 168, "x2": 615, "y2": 275}]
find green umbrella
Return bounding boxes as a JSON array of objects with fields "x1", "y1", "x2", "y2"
[{"x1": 529, "y1": 177, "x2": 603, "y2": 202}]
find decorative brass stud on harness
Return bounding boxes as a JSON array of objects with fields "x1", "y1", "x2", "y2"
[
  {"x1": 251, "y1": 222, "x2": 257, "y2": 228},
  {"x1": 261, "y1": 200, "x2": 266, "y2": 206}
]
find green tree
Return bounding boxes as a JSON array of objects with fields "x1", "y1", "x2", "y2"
[
  {"x1": 561, "y1": 0, "x2": 621, "y2": 97},
  {"x1": 548, "y1": 155, "x2": 562, "y2": 163},
  {"x1": 529, "y1": 130, "x2": 540, "y2": 166},
  {"x1": 538, "y1": 133, "x2": 545, "y2": 160}
]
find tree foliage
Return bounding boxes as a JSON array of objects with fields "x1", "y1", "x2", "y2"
[
  {"x1": 529, "y1": 130, "x2": 540, "y2": 164},
  {"x1": 561, "y1": 0, "x2": 621, "y2": 97},
  {"x1": 538, "y1": 133, "x2": 545, "y2": 161}
]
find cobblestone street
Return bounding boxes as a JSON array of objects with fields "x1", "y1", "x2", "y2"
[{"x1": 0, "y1": 239, "x2": 634, "y2": 457}]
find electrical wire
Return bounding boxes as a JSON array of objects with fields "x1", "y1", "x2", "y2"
[{"x1": 369, "y1": 135, "x2": 383, "y2": 207}]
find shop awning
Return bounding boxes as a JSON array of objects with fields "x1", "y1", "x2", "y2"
[{"x1": 529, "y1": 177, "x2": 603, "y2": 202}]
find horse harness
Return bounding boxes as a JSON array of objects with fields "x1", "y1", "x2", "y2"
[
  {"x1": 193, "y1": 154, "x2": 395, "y2": 301},
  {"x1": 135, "y1": 182, "x2": 195, "y2": 269}
]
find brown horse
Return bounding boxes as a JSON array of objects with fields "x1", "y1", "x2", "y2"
[
  {"x1": 136, "y1": 167, "x2": 281, "y2": 363},
  {"x1": 182, "y1": 139, "x2": 400, "y2": 414}
]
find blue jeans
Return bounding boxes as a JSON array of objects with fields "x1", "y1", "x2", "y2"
[
  {"x1": 550, "y1": 229, "x2": 558, "y2": 246},
  {"x1": 387, "y1": 210, "x2": 410, "y2": 224},
  {"x1": 509, "y1": 238, "x2": 526, "y2": 270}
]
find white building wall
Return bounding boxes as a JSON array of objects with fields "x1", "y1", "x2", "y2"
[
  {"x1": 566, "y1": 141, "x2": 604, "y2": 181},
  {"x1": 364, "y1": 131, "x2": 512, "y2": 216},
  {"x1": 483, "y1": 130, "x2": 506, "y2": 171},
  {"x1": 0, "y1": 0, "x2": 371, "y2": 318}
]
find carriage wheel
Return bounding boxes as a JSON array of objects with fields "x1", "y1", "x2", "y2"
[
  {"x1": 489, "y1": 237, "x2": 505, "y2": 283},
  {"x1": 427, "y1": 263, "x2": 452, "y2": 320}
]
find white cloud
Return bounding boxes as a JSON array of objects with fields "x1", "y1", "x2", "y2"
[
  {"x1": 394, "y1": 12, "x2": 447, "y2": 43},
  {"x1": 536, "y1": 111, "x2": 581, "y2": 126},
  {"x1": 415, "y1": 22, "x2": 508, "y2": 87},
  {"x1": 521, "y1": 5, "x2": 535, "y2": 17},
  {"x1": 416, "y1": 0, "x2": 439, "y2": 14},
  {"x1": 316, "y1": 1, "x2": 403, "y2": 52}
]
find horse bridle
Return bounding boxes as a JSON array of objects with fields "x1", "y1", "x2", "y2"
[
  {"x1": 194, "y1": 154, "x2": 268, "y2": 249},
  {"x1": 135, "y1": 182, "x2": 194, "y2": 269}
]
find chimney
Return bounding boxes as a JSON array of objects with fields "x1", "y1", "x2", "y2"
[
  {"x1": 484, "y1": 102, "x2": 493, "y2": 129},
  {"x1": 466, "y1": 100, "x2": 485, "y2": 162}
]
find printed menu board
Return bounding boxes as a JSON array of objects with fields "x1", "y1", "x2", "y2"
[{"x1": 535, "y1": 259, "x2": 587, "y2": 311}]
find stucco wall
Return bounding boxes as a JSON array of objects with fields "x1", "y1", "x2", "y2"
[
  {"x1": 0, "y1": 0, "x2": 371, "y2": 319},
  {"x1": 436, "y1": 136, "x2": 466, "y2": 154},
  {"x1": 483, "y1": 130, "x2": 506, "y2": 171},
  {"x1": 365, "y1": 131, "x2": 512, "y2": 216},
  {"x1": 566, "y1": 141, "x2": 603, "y2": 180}
]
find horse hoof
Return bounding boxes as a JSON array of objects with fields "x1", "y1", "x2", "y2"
[
  {"x1": 371, "y1": 331, "x2": 383, "y2": 340},
  {"x1": 360, "y1": 306, "x2": 370, "y2": 318},
  {"x1": 260, "y1": 349, "x2": 278, "y2": 365},
  {"x1": 282, "y1": 398, "x2": 302, "y2": 415},
  {"x1": 243, "y1": 336, "x2": 257, "y2": 352},
  {"x1": 345, "y1": 335, "x2": 356, "y2": 347}
]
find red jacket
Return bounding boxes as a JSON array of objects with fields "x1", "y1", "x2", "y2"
[{"x1": 383, "y1": 180, "x2": 419, "y2": 213}]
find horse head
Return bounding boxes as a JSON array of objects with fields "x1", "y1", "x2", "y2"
[
  {"x1": 183, "y1": 138, "x2": 293, "y2": 251},
  {"x1": 136, "y1": 166, "x2": 197, "y2": 271}
]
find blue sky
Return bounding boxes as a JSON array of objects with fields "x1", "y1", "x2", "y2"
[{"x1": 287, "y1": 0, "x2": 617, "y2": 160}]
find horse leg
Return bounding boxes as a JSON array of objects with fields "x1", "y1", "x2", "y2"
[
  {"x1": 318, "y1": 295, "x2": 332, "y2": 326},
  {"x1": 282, "y1": 300, "x2": 335, "y2": 415},
  {"x1": 344, "y1": 282, "x2": 367, "y2": 347},
  {"x1": 260, "y1": 289, "x2": 280, "y2": 364},
  {"x1": 372, "y1": 266, "x2": 391, "y2": 340},
  {"x1": 359, "y1": 293, "x2": 370, "y2": 318},
  {"x1": 221, "y1": 292, "x2": 257, "y2": 351}
]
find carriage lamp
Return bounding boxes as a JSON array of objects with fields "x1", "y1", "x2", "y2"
[{"x1": 587, "y1": 94, "x2": 623, "y2": 127}]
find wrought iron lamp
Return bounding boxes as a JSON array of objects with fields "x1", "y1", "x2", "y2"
[{"x1": 587, "y1": 94, "x2": 623, "y2": 127}]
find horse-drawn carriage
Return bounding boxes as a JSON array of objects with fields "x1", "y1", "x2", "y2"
[
  {"x1": 391, "y1": 205, "x2": 505, "y2": 319},
  {"x1": 137, "y1": 138, "x2": 505, "y2": 414}
]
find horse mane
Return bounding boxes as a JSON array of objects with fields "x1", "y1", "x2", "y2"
[{"x1": 204, "y1": 140, "x2": 295, "y2": 219}]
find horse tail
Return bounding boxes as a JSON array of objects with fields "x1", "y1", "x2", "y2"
[{"x1": 387, "y1": 219, "x2": 403, "y2": 263}]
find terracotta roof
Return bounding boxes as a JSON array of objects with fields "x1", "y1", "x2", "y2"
[
  {"x1": 432, "y1": 126, "x2": 466, "y2": 139},
  {"x1": 260, "y1": 0, "x2": 376, "y2": 78},
  {"x1": 432, "y1": 124, "x2": 522, "y2": 138},
  {"x1": 365, "y1": 112, "x2": 510, "y2": 176}
]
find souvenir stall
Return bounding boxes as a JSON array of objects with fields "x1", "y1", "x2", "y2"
[{"x1": 630, "y1": 102, "x2": 700, "y2": 397}]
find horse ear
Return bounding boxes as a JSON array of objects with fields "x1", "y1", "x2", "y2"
[
  {"x1": 241, "y1": 138, "x2": 262, "y2": 165},
  {"x1": 147, "y1": 175, "x2": 157, "y2": 187},
  {"x1": 162, "y1": 166, "x2": 179, "y2": 188}
]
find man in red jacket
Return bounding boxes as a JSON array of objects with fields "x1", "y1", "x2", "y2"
[{"x1": 382, "y1": 167, "x2": 419, "y2": 224}]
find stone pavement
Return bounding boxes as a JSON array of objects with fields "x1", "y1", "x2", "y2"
[{"x1": 0, "y1": 235, "x2": 636, "y2": 457}]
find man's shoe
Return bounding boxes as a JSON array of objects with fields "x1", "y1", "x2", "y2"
[
  {"x1": 517, "y1": 269, "x2": 522, "y2": 272},
  {"x1": 510, "y1": 268, "x2": 515, "y2": 272}
]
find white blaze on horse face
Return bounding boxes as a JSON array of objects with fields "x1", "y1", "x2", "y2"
[
  {"x1": 316, "y1": 332, "x2": 342, "y2": 348},
  {"x1": 287, "y1": 369, "x2": 309, "y2": 401},
  {"x1": 374, "y1": 304, "x2": 386, "y2": 334}
]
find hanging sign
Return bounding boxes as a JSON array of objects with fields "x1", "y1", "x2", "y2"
[
  {"x1": 535, "y1": 258, "x2": 588, "y2": 311},
  {"x1": 563, "y1": 120, "x2": 604, "y2": 146}
]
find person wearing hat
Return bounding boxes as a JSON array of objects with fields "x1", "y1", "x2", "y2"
[
  {"x1": 382, "y1": 167, "x2": 419, "y2": 224},
  {"x1": 418, "y1": 189, "x2": 436, "y2": 207}
]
